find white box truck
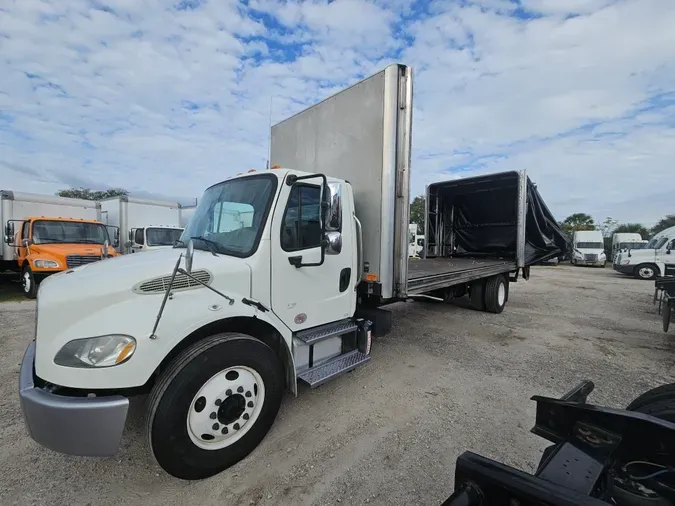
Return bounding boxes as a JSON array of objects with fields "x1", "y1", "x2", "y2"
[
  {"x1": 614, "y1": 225, "x2": 675, "y2": 279},
  {"x1": 17, "y1": 64, "x2": 568, "y2": 480},
  {"x1": 100, "y1": 196, "x2": 185, "y2": 254},
  {"x1": 571, "y1": 230, "x2": 607, "y2": 267}
]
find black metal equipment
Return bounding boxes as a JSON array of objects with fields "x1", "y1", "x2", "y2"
[
  {"x1": 443, "y1": 380, "x2": 675, "y2": 506},
  {"x1": 654, "y1": 276, "x2": 675, "y2": 332}
]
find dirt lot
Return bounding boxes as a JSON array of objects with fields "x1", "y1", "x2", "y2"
[{"x1": 1, "y1": 265, "x2": 673, "y2": 505}]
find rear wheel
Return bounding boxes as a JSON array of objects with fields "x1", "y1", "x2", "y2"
[
  {"x1": 22, "y1": 266, "x2": 37, "y2": 299},
  {"x1": 484, "y1": 275, "x2": 508, "y2": 314},
  {"x1": 626, "y1": 383, "x2": 675, "y2": 422},
  {"x1": 635, "y1": 264, "x2": 658, "y2": 280},
  {"x1": 147, "y1": 333, "x2": 284, "y2": 480},
  {"x1": 469, "y1": 281, "x2": 485, "y2": 311}
]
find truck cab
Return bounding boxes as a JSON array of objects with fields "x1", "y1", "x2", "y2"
[
  {"x1": 611, "y1": 232, "x2": 644, "y2": 261},
  {"x1": 4, "y1": 216, "x2": 118, "y2": 298},
  {"x1": 614, "y1": 226, "x2": 675, "y2": 280},
  {"x1": 571, "y1": 230, "x2": 607, "y2": 267},
  {"x1": 128, "y1": 225, "x2": 184, "y2": 253}
]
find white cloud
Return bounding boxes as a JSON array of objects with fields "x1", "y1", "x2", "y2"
[{"x1": 0, "y1": 0, "x2": 674, "y2": 225}]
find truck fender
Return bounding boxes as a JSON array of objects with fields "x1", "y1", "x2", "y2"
[{"x1": 155, "y1": 314, "x2": 297, "y2": 396}]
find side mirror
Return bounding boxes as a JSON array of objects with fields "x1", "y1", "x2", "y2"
[
  {"x1": 325, "y1": 183, "x2": 342, "y2": 231},
  {"x1": 4, "y1": 235, "x2": 13, "y2": 245},
  {"x1": 325, "y1": 231, "x2": 342, "y2": 255}
]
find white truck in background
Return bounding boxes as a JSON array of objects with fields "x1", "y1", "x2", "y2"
[
  {"x1": 614, "y1": 225, "x2": 675, "y2": 280},
  {"x1": 408, "y1": 223, "x2": 424, "y2": 257},
  {"x1": 17, "y1": 64, "x2": 568, "y2": 481},
  {"x1": 100, "y1": 196, "x2": 185, "y2": 253},
  {"x1": 180, "y1": 204, "x2": 197, "y2": 228},
  {"x1": 571, "y1": 230, "x2": 607, "y2": 267},
  {"x1": 611, "y1": 232, "x2": 645, "y2": 261}
]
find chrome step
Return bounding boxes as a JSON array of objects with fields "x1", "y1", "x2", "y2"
[
  {"x1": 298, "y1": 350, "x2": 370, "y2": 388},
  {"x1": 295, "y1": 319, "x2": 357, "y2": 345}
]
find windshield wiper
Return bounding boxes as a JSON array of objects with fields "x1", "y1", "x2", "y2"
[{"x1": 191, "y1": 236, "x2": 219, "y2": 257}]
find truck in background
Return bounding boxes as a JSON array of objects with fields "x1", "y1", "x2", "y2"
[
  {"x1": 179, "y1": 204, "x2": 197, "y2": 228},
  {"x1": 611, "y1": 232, "x2": 644, "y2": 261},
  {"x1": 614, "y1": 225, "x2": 675, "y2": 280},
  {"x1": 408, "y1": 223, "x2": 424, "y2": 257},
  {"x1": 17, "y1": 64, "x2": 568, "y2": 480},
  {"x1": 100, "y1": 196, "x2": 185, "y2": 254},
  {"x1": 1, "y1": 190, "x2": 118, "y2": 298},
  {"x1": 571, "y1": 230, "x2": 607, "y2": 267}
]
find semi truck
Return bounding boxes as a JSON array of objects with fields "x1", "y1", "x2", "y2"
[
  {"x1": 614, "y1": 225, "x2": 675, "y2": 280},
  {"x1": 100, "y1": 196, "x2": 185, "y2": 253},
  {"x1": 571, "y1": 230, "x2": 607, "y2": 267},
  {"x1": 611, "y1": 232, "x2": 645, "y2": 261},
  {"x1": 17, "y1": 64, "x2": 568, "y2": 480},
  {"x1": 1, "y1": 190, "x2": 118, "y2": 298}
]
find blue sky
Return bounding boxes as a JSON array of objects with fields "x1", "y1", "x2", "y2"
[{"x1": 1, "y1": 0, "x2": 674, "y2": 225}]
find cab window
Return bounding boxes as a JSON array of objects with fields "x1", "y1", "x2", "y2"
[
  {"x1": 281, "y1": 185, "x2": 322, "y2": 251},
  {"x1": 21, "y1": 221, "x2": 30, "y2": 241}
]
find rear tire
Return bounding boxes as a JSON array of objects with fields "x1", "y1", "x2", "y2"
[
  {"x1": 484, "y1": 275, "x2": 508, "y2": 314},
  {"x1": 469, "y1": 281, "x2": 485, "y2": 311},
  {"x1": 146, "y1": 333, "x2": 284, "y2": 480},
  {"x1": 626, "y1": 383, "x2": 675, "y2": 423},
  {"x1": 22, "y1": 266, "x2": 37, "y2": 299},
  {"x1": 634, "y1": 263, "x2": 658, "y2": 280}
]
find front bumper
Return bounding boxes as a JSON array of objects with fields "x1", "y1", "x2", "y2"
[
  {"x1": 574, "y1": 259, "x2": 605, "y2": 266},
  {"x1": 19, "y1": 342, "x2": 129, "y2": 457},
  {"x1": 613, "y1": 263, "x2": 634, "y2": 275}
]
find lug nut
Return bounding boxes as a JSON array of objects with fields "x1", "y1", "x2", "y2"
[
  {"x1": 237, "y1": 386, "x2": 244, "y2": 393},
  {"x1": 226, "y1": 389, "x2": 232, "y2": 396},
  {"x1": 215, "y1": 399, "x2": 222, "y2": 406},
  {"x1": 233, "y1": 423, "x2": 240, "y2": 430},
  {"x1": 209, "y1": 412, "x2": 217, "y2": 419},
  {"x1": 243, "y1": 413, "x2": 249, "y2": 420},
  {"x1": 212, "y1": 423, "x2": 219, "y2": 430},
  {"x1": 245, "y1": 391, "x2": 252, "y2": 398},
  {"x1": 221, "y1": 427, "x2": 228, "y2": 435},
  {"x1": 247, "y1": 401, "x2": 254, "y2": 408}
]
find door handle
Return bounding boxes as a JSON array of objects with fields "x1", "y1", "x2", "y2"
[{"x1": 289, "y1": 256, "x2": 302, "y2": 268}]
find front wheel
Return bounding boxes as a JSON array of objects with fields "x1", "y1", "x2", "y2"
[
  {"x1": 147, "y1": 333, "x2": 284, "y2": 480},
  {"x1": 634, "y1": 264, "x2": 658, "y2": 280},
  {"x1": 22, "y1": 266, "x2": 37, "y2": 299}
]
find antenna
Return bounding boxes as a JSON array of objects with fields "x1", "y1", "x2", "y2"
[{"x1": 267, "y1": 95, "x2": 273, "y2": 169}]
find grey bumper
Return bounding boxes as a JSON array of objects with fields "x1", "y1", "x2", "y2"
[{"x1": 19, "y1": 342, "x2": 129, "y2": 457}]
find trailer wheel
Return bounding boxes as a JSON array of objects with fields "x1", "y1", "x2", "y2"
[
  {"x1": 484, "y1": 275, "x2": 508, "y2": 314},
  {"x1": 469, "y1": 281, "x2": 485, "y2": 311},
  {"x1": 663, "y1": 303, "x2": 672, "y2": 333},
  {"x1": 626, "y1": 383, "x2": 675, "y2": 423},
  {"x1": 22, "y1": 266, "x2": 37, "y2": 299},
  {"x1": 634, "y1": 263, "x2": 658, "y2": 280},
  {"x1": 146, "y1": 333, "x2": 284, "y2": 480}
]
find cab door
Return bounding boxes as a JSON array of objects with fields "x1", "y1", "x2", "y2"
[
  {"x1": 664, "y1": 238, "x2": 675, "y2": 276},
  {"x1": 270, "y1": 176, "x2": 356, "y2": 332},
  {"x1": 17, "y1": 220, "x2": 30, "y2": 264}
]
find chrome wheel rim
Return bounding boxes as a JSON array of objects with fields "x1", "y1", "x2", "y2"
[
  {"x1": 639, "y1": 267, "x2": 654, "y2": 279},
  {"x1": 187, "y1": 366, "x2": 265, "y2": 450},
  {"x1": 497, "y1": 282, "x2": 506, "y2": 306},
  {"x1": 23, "y1": 272, "x2": 31, "y2": 293}
]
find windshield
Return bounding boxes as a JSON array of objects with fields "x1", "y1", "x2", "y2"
[
  {"x1": 179, "y1": 175, "x2": 277, "y2": 257},
  {"x1": 576, "y1": 242, "x2": 604, "y2": 249},
  {"x1": 646, "y1": 237, "x2": 668, "y2": 249},
  {"x1": 32, "y1": 220, "x2": 109, "y2": 245},
  {"x1": 146, "y1": 227, "x2": 184, "y2": 247},
  {"x1": 618, "y1": 242, "x2": 645, "y2": 250}
]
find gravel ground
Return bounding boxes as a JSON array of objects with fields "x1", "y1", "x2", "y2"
[{"x1": 1, "y1": 265, "x2": 673, "y2": 505}]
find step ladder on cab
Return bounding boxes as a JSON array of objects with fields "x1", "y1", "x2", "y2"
[{"x1": 293, "y1": 318, "x2": 372, "y2": 387}]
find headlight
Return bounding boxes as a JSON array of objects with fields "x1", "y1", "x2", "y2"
[
  {"x1": 599, "y1": 252, "x2": 606, "y2": 258},
  {"x1": 54, "y1": 335, "x2": 136, "y2": 368},
  {"x1": 33, "y1": 259, "x2": 59, "y2": 268},
  {"x1": 622, "y1": 259, "x2": 631, "y2": 265}
]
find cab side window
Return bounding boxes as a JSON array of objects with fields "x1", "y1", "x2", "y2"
[
  {"x1": 21, "y1": 221, "x2": 30, "y2": 241},
  {"x1": 134, "y1": 228, "x2": 145, "y2": 245},
  {"x1": 281, "y1": 185, "x2": 322, "y2": 251}
]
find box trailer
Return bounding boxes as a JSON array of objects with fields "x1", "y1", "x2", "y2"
[
  {"x1": 17, "y1": 64, "x2": 568, "y2": 480},
  {"x1": 100, "y1": 196, "x2": 185, "y2": 253}
]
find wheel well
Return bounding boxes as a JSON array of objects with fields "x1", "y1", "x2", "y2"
[{"x1": 152, "y1": 317, "x2": 295, "y2": 394}]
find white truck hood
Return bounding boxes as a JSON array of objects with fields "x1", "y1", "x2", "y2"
[
  {"x1": 35, "y1": 247, "x2": 254, "y2": 388},
  {"x1": 616, "y1": 248, "x2": 655, "y2": 264}
]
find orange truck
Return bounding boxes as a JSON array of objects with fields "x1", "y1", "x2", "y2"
[{"x1": 1, "y1": 191, "x2": 119, "y2": 298}]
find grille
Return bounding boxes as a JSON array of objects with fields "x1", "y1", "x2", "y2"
[
  {"x1": 66, "y1": 255, "x2": 102, "y2": 268},
  {"x1": 584, "y1": 254, "x2": 598, "y2": 262},
  {"x1": 134, "y1": 269, "x2": 212, "y2": 294}
]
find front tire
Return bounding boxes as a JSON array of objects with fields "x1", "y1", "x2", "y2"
[
  {"x1": 634, "y1": 264, "x2": 658, "y2": 280},
  {"x1": 22, "y1": 266, "x2": 37, "y2": 299},
  {"x1": 147, "y1": 333, "x2": 284, "y2": 480},
  {"x1": 626, "y1": 383, "x2": 675, "y2": 422}
]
